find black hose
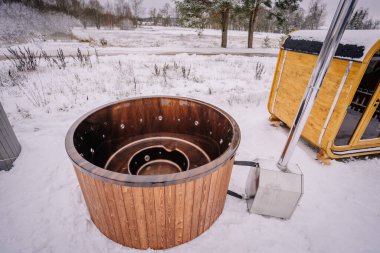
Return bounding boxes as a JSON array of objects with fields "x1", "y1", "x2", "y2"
[
  {"x1": 233, "y1": 160, "x2": 259, "y2": 167},
  {"x1": 227, "y1": 190, "x2": 243, "y2": 199},
  {"x1": 227, "y1": 160, "x2": 259, "y2": 200}
]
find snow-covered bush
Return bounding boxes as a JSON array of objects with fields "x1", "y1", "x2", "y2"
[
  {"x1": 255, "y1": 62, "x2": 265, "y2": 80},
  {"x1": 262, "y1": 36, "x2": 271, "y2": 48},
  {"x1": 100, "y1": 38, "x2": 107, "y2": 46}
]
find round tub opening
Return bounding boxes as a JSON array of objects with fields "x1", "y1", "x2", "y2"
[{"x1": 69, "y1": 96, "x2": 240, "y2": 178}]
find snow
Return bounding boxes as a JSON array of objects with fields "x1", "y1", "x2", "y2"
[
  {"x1": 0, "y1": 6, "x2": 379, "y2": 252},
  {"x1": 0, "y1": 3, "x2": 82, "y2": 47},
  {"x1": 288, "y1": 30, "x2": 380, "y2": 61},
  {"x1": 1, "y1": 48, "x2": 380, "y2": 253},
  {"x1": 71, "y1": 26, "x2": 283, "y2": 49}
]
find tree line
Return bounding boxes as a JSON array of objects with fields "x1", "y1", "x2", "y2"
[
  {"x1": 175, "y1": 0, "x2": 379, "y2": 48},
  {"x1": 2, "y1": 0, "x2": 378, "y2": 48},
  {"x1": 1, "y1": 0, "x2": 144, "y2": 29}
]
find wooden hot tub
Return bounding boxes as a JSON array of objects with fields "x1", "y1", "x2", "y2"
[{"x1": 65, "y1": 96, "x2": 240, "y2": 249}]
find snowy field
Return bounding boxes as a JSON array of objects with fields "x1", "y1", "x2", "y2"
[
  {"x1": 0, "y1": 49, "x2": 380, "y2": 253},
  {"x1": 0, "y1": 26, "x2": 281, "y2": 60},
  {"x1": 71, "y1": 26, "x2": 283, "y2": 49}
]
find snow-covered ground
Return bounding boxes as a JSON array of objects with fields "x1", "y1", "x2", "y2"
[
  {"x1": 0, "y1": 3, "x2": 283, "y2": 54},
  {"x1": 71, "y1": 26, "x2": 283, "y2": 49},
  {"x1": 0, "y1": 25, "x2": 282, "y2": 60},
  {"x1": 1, "y1": 45, "x2": 380, "y2": 253}
]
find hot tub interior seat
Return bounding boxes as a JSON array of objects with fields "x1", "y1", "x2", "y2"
[{"x1": 73, "y1": 97, "x2": 234, "y2": 176}]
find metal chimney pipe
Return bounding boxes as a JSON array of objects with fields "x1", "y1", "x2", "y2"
[{"x1": 277, "y1": 0, "x2": 358, "y2": 171}]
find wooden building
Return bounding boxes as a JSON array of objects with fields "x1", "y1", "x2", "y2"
[{"x1": 268, "y1": 30, "x2": 380, "y2": 163}]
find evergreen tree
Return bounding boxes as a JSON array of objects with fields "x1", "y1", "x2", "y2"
[
  {"x1": 237, "y1": 0, "x2": 272, "y2": 48},
  {"x1": 175, "y1": 0, "x2": 238, "y2": 48},
  {"x1": 348, "y1": 8, "x2": 379, "y2": 30},
  {"x1": 270, "y1": 0, "x2": 302, "y2": 34}
]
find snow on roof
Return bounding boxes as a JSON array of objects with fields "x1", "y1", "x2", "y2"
[{"x1": 283, "y1": 30, "x2": 380, "y2": 62}]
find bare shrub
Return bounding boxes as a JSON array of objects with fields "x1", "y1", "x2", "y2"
[
  {"x1": 16, "y1": 104, "x2": 32, "y2": 119},
  {"x1": 181, "y1": 66, "x2": 191, "y2": 79},
  {"x1": 153, "y1": 64, "x2": 160, "y2": 76},
  {"x1": 41, "y1": 50, "x2": 53, "y2": 68},
  {"x1": 173, "y1": 61, "x2": 179, "y2": 70},
  {"x1": 52, "y1": 48, "x2": 66, "y2": 69},
  {"x1": 255, "y1": 62, "x2": 265, "y2": 80},
  {"x1": 74, "y1": 48, "x2": 92, "y2": 68},
  {"x1": 100, "y1": 38, "x2": 108, "y2": 46},
  {"x1": 6, "y1": 47, "x2": 40, "y2": 71},
  {"x1": 162, "y1": 63, "x2": 169, "y2": 83}
]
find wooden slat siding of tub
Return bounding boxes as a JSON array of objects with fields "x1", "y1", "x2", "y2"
[
  {"x1": 211, "y1": 166, "x2": 224, "y2": 224},
  {"x1": 197, "y1": 173, "x2": 212, "y2": 234},
  {"x1": 217, "y1": 159, "x2": 234, "y2": 216},
  {"x1": 94, "y1": 179, "x2": 118, "y2": 241},
  {"x1": 86, "y1": 174, "x2": 111, "y2": 238},
  {"x1": 165, "y1": 185, "x2": 176, "y2": 248},
  {"x1": 73, "y1": 158, "x2": 234, "y2": 250},
  {"x1": 102, "y1": 181, "x2": 125, "y2": 245},
  {"x1": 213, "y1": 159, "x2": 234, "y2": 223},
  {"x1": 75, "y1": 168, "x2": 103, "y2": 234},
  {"x1": 142, "y1": 187, "x2": 158, "y2": 249},
  {"x1": 112, "y1": 184, "x2": 133, "y2": 245},
  {"x1": 190, "y1": 177, "x2": 204, "y2": 240},
  {"x1": 182, "y1": 180, "x2": 195, "y2": 243},
  {"x1": 174, "y1": 183, "x2": 186, "y2": 245},
  {"x1": 76, "y1": 169, "x2": 100, "y2": 229},
  {"x1": 204, "y1": 169, "x2": 220, "y2": 231},
  {"x1": 221, "y1": 160, "x2": 235, "y2": 214},
  {"x1": 132, "y1": 187, "x2": 149, "y2": 249},
  {"x1": 122, "y1": 186, "x2": 141, "y2": 248},
  {"x1": 153, "y1": 186, "x2": 166, "y2": 249},
  {"x1": 74, "y1": 168, "x2": 93, "y2": 218}
]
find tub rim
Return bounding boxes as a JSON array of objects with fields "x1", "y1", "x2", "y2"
[{"x1": 65, "y1": 95, "x2": 240, "y2": 187}]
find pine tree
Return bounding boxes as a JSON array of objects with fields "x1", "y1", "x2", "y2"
[
  {"x1": 175, "y1": 0, "x2": 238, "y2": 48},
  {"x1": 348, "y1": 8, "x2": 380, "y2": 30},
  {"x1": 237, "y1": 0, "x2": 272, "y2": 48},
  {"x1": 270, "y1": 0, "x2": 302, "y2": 34}
]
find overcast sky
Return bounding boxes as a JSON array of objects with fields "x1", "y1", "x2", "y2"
[{"x1": 140, "y1": 0, "x2": 380, "y2": 25}]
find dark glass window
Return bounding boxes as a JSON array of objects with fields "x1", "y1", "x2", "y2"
[{"x1": 334, "y1": 51, "x2": 380, "y2": 146}]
